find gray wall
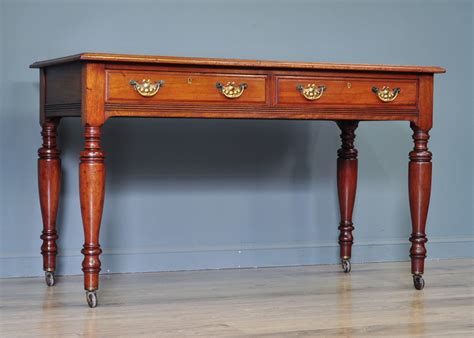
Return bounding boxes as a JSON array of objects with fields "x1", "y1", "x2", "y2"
[{"x1": 0, "y1": 0, "x2": 472, "y2": 278}]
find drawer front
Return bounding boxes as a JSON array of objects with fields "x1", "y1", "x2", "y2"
[
  {"x1": 276, "y1": 76, "x2": 418, "y2": 106},
  {"x1": 106, "y1": 70, "x2": 267, "y2": 104}
]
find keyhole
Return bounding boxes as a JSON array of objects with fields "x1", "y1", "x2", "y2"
[
  {"x1": 347, "y1": 82, "x2": 352, "y2": 89},
  {"x1": 188, "y1": 77, "x2": 192, "y2": 84}
]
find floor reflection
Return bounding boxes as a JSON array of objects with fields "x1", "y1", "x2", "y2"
[
  {"x1": 40, "y1": 286, "x2": 58, "y2": 335},
  {"x1": 409, "y1": 291, "x2": 426, "y2": 336},
  {"x1": 83, "y1": 308, "x2": 99, "y2": 337},
  {"x1": 337, "y1": 273, "x2": 353, "y2": 335}
]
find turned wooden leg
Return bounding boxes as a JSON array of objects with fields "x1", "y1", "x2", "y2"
[
  {"x1": 336, "y1": 121, "x2": 359, "y2": 273},
  {"x1": 409, "y1": 123, "x2": 432, "y2": 290},
  {"x1": 38, "y1": 119, "x2": 61, "y2": 286},
  {"x1": 79, "y1": 125, "x2": 105, "y2": 307}
]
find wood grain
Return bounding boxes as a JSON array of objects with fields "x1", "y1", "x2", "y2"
[
  {"x1": 81, "y1": 63, "x2": 105, "y2": 126},
  {"x1": 30, "y1": 53, "x2": 444, "y2": 305},
  {"x1": 38, "y1": 119, "x2": 61, "y2": 273},
  {"x1": 106, "y1": 70, "x2": 267, "y2": 104},
  {"x1": 276, "y1": 76, "x2": 418, "y2": 106},
  {"x1": 33, "y1": 54, "x2": 440, "y2": 124},
  {"x1": 104, "y1": 103, "x2": 418, "y2": 121},
  {"x1": 409, "y1": 123, "x2": 432, "y2": 276},
  {"x1": 30, "y1": 52, "x2": 446, "y2": 73},
  {"x1": 45, "y1": 63, "x2": 82, "y2": 105},
  {"x1": 79, "y1": 125, "x2": 105, "y2": 292},
  {"x1": 1, "y1": 260, "x2": 472, "y2": 337},
  {"x1": 337, "y1": 121, "x2": 359, "y2": 261}
]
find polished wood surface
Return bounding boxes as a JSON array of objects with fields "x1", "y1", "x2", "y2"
[
  {"x1": 31, "y1": 53, "x2": 444, "y2": 307},
  {"x1": 337, "y1": 121, "x2": 359, "y2": 264},
  {"x1": 30, "y1": 52, "x2": 446, "y2": 73},
  {"x1": 1, "y1": 260, "x2": 472, "y2": 336},
  {"x1": 79, "y1": 126, "x2": 105, "y2": 293},
  {"x1": 34, "y1": 58, "x2": 437, "y2": 122},
  {"x1": 38, "y1": 119, "x2": 61, "y2": 276},
  {"x1": 45, "y1": 63, "x2": 82, "y2": 106},
  {"x1": 276, "y1": 76, "x2": 418, "y2": 106},
  {"x1": 107, "y1": 70, "x2": 268, "y2": 104},
  {"x1": 409, "y1": 123, "x2": 432, "y2": 280}
]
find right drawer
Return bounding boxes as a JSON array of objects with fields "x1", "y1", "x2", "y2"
[{"x1": 276, "y1": 76, "x2": 418, "y2": 107}]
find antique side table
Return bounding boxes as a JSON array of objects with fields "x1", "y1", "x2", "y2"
[{"x1": 30, "y1": 53, "x2": 445, "y2": 307}]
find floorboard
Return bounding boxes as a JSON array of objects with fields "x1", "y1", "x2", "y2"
[{"x1": 1, "y1": 259, "x2": 473, "y2": 337}]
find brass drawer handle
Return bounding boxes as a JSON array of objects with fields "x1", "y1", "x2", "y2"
[
  {"x1": 129, "y1": 79, "x2": 164, "y2": 97},
  {"x1": 216, "y1": 82, "x2": 247, "y2": 99},
  {"x1": 372, "y1": 86, "x2": 401, "y2": 102},
  {"x1": 296, "y1": 84, "x2": 326, "y2": 101}
]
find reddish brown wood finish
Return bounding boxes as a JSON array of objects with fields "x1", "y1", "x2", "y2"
[
  {"x1": 31, "y1": 53, "x2": 444, "y2": 305},
  {"x1": 32, "y1": 58, "x2": 435, "y2": 123},
  {"x1": 82, "y1": 63, "x2": 106, "y2": 126},
  {"x1": 79, "y1": 125, "x2": 105, "y2": 292},
  {"x1": 106, "y1": 70, "x2": 267, "y2": 104},
  {"x1": 38, "y1": 119, "x2": 61, "y2": 273},
  {"x1": 45, "y1": 63, "x2": 82, "y2": 105},
  {"x1": 408, "y1": 123, "x2": 432, "y2": 276},
  {"x1": 336, "y1": 121, "x2": 359, "y2": 261},
  {"x1": 30, "y1": 52, "x2": 445, "y2": 74},
  {"x1": 276, "y1": 77, "x2": 417, "y2": 106}
]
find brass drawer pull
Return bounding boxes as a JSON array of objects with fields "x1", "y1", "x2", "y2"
[
  {"x1": 372, "y1": 86, "x2": 401, "y2": 102},
  {"x1": 129, "y1": 79, "x2": 164, "y2": 97},
  {"x1": 216, "y1": 82, "x2": 247, "y2": 99},
  {"x1": 296, "y1": 84, "x2": 326, "y2": 101}
]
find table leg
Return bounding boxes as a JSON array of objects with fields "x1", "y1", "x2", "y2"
[
  {"x1": 336, "y1": 121, "x2": 359, "y2": 273},
  {"x1": 409, "y1": 123, "x2": 432, "y2": 290},
  {"x1": 79, "y1": 125, "x2": 105, "y2": 307},
  {"x1": 38, "y1": 119, "x2": 61, "y2": 287}
]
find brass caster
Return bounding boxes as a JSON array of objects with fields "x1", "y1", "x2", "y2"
[
  {"x1": 45, "y1": 271, "x2": 55, "y2": 286},
  {"x1": 86, "y1": 291, "x2": 98, "y2": 308},
  {"x1": 413, "y1": 274, "x2": 425, "y2": 290},
  {"x1": 342, "y1": 259, "x2": 351, "y2": 273}
]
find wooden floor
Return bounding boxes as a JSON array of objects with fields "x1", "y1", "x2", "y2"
[{"x1": 1, "y1": 259, "x2": 473, "y2": 337}]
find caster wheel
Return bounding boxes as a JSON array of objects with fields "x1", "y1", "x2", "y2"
[
  {"x1": 342, "y1": 259, "x2": 351, "y2": 273},
  {"x1": 45, "y1": 271, "x2": 55, "y2": 286},
  {"x1": 413, "y1": 275, "x2": 425, "y2": 290},
  {"x1": 86, "y1": 291, "x2": 98, "y2": 308}
]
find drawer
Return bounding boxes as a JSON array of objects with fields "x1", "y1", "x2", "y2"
[
  {"x1": 276, "y1": 76, "x2": 418, "y2": 106},
  {"x1": 106, "y1": 70, "x2": 267, "y2": 104}
]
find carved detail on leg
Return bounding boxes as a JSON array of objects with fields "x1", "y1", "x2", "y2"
[
  {"x1": 336, "y1": 121, "x2": 359, "y2": 272},
  {"x1": 409, "y1": 123, "x2": 432, "y2": 290},
  {"x1": 38, "y1": 119, "x2": 61, "y2": 285},
  {"x1": 79, "y1": 125, "x2": 105, "y2": 306}
]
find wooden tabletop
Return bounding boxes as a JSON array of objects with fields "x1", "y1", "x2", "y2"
[{"x1": 30, "y1": 52, "x2": 445, "y2": 73}]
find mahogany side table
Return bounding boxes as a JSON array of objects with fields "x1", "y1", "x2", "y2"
[{"x1": 30, "y1": 53, "x2": 445, "y2": 307}]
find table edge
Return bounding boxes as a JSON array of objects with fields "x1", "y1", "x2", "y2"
[{"x1": 29, "y1": 52, "x2": 446, "y2": 73}]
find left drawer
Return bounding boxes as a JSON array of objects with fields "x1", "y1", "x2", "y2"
[{"x1": 106, "y1": 70, "x2": 267, "y2": 104}]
